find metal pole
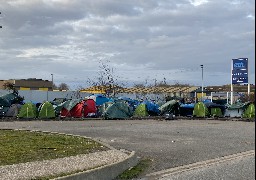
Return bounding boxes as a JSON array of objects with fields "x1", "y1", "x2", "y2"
[
  {"x1": 51, "y1": 74, "x2": 53, "y2": 91},
  {"x1": 247, "y1": 58, "x2": 250, "y2": 95},
  {"x1": 0, "y1": 12, "x2": 2, "y2": 28},
  {"x1": 226, "y1": 92, "x2": 229, "y2": 104},
  {"x1": 200, "y1": 65, "x2": 204, "y2": 101},
  {"x1": 231, "y1": 60, "x2": 233, "y2": 105}
]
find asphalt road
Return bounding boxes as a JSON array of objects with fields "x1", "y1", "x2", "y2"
[
  {"x1": 151, "y1": 153, "x2": 255, "y2": 180},
  {"x1": 1, "y1": 119, "x2": 255, "y2": 179}
]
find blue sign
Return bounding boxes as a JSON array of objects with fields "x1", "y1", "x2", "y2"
[
  {"x1": 232, "y1": 58, "x2": 248, "y2": 70},
  {"x1": 232, "y1": 58, "x2": 248, "y2": 84},
  {"x1": 232, "y1": 77, "x2": 248, "y2": 84},
  {"x1": 232, "y1": 69, "x2": 248, "y2": 84}
]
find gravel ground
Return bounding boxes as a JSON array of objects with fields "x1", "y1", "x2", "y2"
[{"x1": 0, "y1": 149, "x2": 128, "y2": 180}]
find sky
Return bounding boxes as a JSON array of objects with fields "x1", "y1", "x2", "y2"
[{"x1": 0, "y1": 0, "x2": 255, "y2": 90}]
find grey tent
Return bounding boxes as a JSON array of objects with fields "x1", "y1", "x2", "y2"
[
  {"x1": 0, "y1": 93, "x2": 23, "y2": 117},
  {"x1": 224, "y1": 102, "x2": 247, "y2": 118},
  {"x1": 5, "y1": 104, "x2": 22, "y2": 117}
]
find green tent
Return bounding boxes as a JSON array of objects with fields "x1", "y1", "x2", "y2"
[
  {"x1": 243, "y1": 103, "x2": 255, "y2": 119},
  {"x1": 98, "y1": 102, "x2": 114, "y2": 116},
  {"x1": 193, "y1": 102, "x2": 210, "y2": 118},
  {"x1": 210, "y1": 107, "x2": 223, "y2": 117},
  {"x1": 38, "y1": 101, "x2": 56, "y2": 119},
  {"x1": 159, "y1": 100, "x2": 179, "y2": 116},
  {"x1": 18, "y1": 102, "x2": 38, "y2": 118},
  {"x1": 133, "y1": 104, "x2": 149, "y2": 117},
  {"x1": 103, "y1": 102, "x2": 133, "y2": 120}
]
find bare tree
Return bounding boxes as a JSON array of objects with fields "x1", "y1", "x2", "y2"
[
  {"x1": 87, "y1": 60, "x2": 120, "y2": 97},
  {"x1": 133, "y1": 83, "x2": 146, "y2": 88},
  {"x1": 238, "y1": 93, "x2": 255, "y2": 103},
  {"x1": 52, "y1": 83, "x2": 58, "y2": 90},
  {"x1": 58, "y1": 83, "x2": 69, "y2": 91},
  {"x1": 172, "y1": 81, "x2": 190, "y2": 87},
  {"x1": 3, "y1": 82, "x2": 18, "y2": 95},
  {"x1": 2, "y1": 82, "x2": 24, "y2": 103}
]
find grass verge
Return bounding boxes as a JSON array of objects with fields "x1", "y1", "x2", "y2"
[
  {"x1": 0, "y1": 129, "x2": 108, "y2": 166},
  {"x1": 116, "y1": 158, "x2": 152, "y2": 180}
]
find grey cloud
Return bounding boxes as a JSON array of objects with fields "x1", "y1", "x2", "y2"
[{"x1": 0, "y1": 0, "x2": 254, "y2": 88}]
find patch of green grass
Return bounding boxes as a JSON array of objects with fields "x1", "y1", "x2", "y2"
[
  {"x1": 116, "y1": 158, "x2": 152, "y2": 180},
  {"x1": 0, "y1": 129, "x2": 108, "y2": 166}
]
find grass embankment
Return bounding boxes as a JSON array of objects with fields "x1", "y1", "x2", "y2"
[{"x1": 0, "y1": 129, "x2": 108, "y2": 166}]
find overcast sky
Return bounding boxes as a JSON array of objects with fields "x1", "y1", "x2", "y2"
[{"x1": 0, "y1": 0, "x2": 255, "y2": 90}]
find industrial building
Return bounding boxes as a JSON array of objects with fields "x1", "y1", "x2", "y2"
[{"x1": 0, "y1": 78, "x2": 53, "y2": 91}]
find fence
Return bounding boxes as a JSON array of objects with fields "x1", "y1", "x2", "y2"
[{"x1": 0, "y1": 90, "x2": 193, "y2": 103}]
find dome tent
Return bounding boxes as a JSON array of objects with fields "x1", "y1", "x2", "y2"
[
  {"x1": 159, "y1": 100, "x2": 180, "y2": 116},
  {"x1": 38, "y1": 101, "x2": 56, "y2": 119},
  {"x1": 193, "y1": 102, "x2": 210, "y2": 118},
  {"x1": 58, "y1": 99, "x2": 97, "y2": 118},
  {"x1": 224, "y1": 102, "x2": 246, "y2": 118},
  {"x1": 243, "y1": 103, "x2": 255, "y2": 119},
  {"x1": 5, "y1": 104, "x2": 22, "y2": 118},
  {"x1": 56, "y1": 99, "x2": 81, "y2": 118},
  {"x1": 133, "y1": 103, "x2": 149, "y2": 117},
  {"x1": 103, "y1": 101, "x2": 133, "y2": 120},
  {"x1": 180, "y1": 103, "x2": 195, "y2": 117},
  {"x1": 204, "y1": 102, "x2": 225, "y2": 117},
  {"x1": 18, "y1": 102, "x2": 38, "y2": 119}
]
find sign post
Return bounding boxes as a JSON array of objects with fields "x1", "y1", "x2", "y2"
[
  {"x1": 231, "y1": 58, "x2": 248, "y2": 104},
  {"x1": 200, "y1": 65, "x2": 204, "y2": 101}
]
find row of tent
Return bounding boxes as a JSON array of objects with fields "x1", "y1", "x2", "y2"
[
  {"x1": 1, "y1": 93, "x2": 255, "y2": 119},
  {"x1": 190, "y1": 101, "x2": 255, "y2": 118},
  {"x1": 4, "y1": 99, "x2": 97, "y2": 119},
  {"x1": 5, "y1": 98, "x2": 160, "y2": 119}
]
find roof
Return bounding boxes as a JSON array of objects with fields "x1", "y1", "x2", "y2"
[{"x1": 80, "y1": 86, "x2": 200, "y2": 94}]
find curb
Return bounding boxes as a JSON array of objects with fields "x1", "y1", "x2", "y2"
[
  {"x1": 26, "y1": 130, "x2": 141, "y2": 180},
  {"x1": 55, "y1": 151, "x2": 139, "y2": 180}
]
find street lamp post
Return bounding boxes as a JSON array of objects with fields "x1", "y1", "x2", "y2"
[
  {"x1": 0, "y1": 12, "x2": 2, "y2": 28},
  {"x1": 51, "y1": 74, "x2": 53, "y2": 91},
  {"x1": 200, "y1": 65, "x2": 204, "y2": 101}
]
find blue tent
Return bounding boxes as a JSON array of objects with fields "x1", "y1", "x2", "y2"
[
  {"x1": 88, "y1": 94, "x2": 110, "y2": 106},
  {"x1": 118, "y1": 97, "x2": 140, "y2": 111},
  {"x1": 141, "y1": 100, "x2": 160, "y2": 116},
  {"x1": 180, "y1": 103, "x2": 195, "y2": 117}
]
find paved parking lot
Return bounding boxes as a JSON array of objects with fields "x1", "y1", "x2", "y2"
[{"x1": 1, "y1": 119, "x2": 255, "y2": 178}]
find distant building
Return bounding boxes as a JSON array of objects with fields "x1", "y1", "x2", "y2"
[
  {"x1": 205, "y1": 84, "x2": 255, "y2": 93},
  {"x1": 0, "y1": 78, "x2": 53, "y2": 91}
]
